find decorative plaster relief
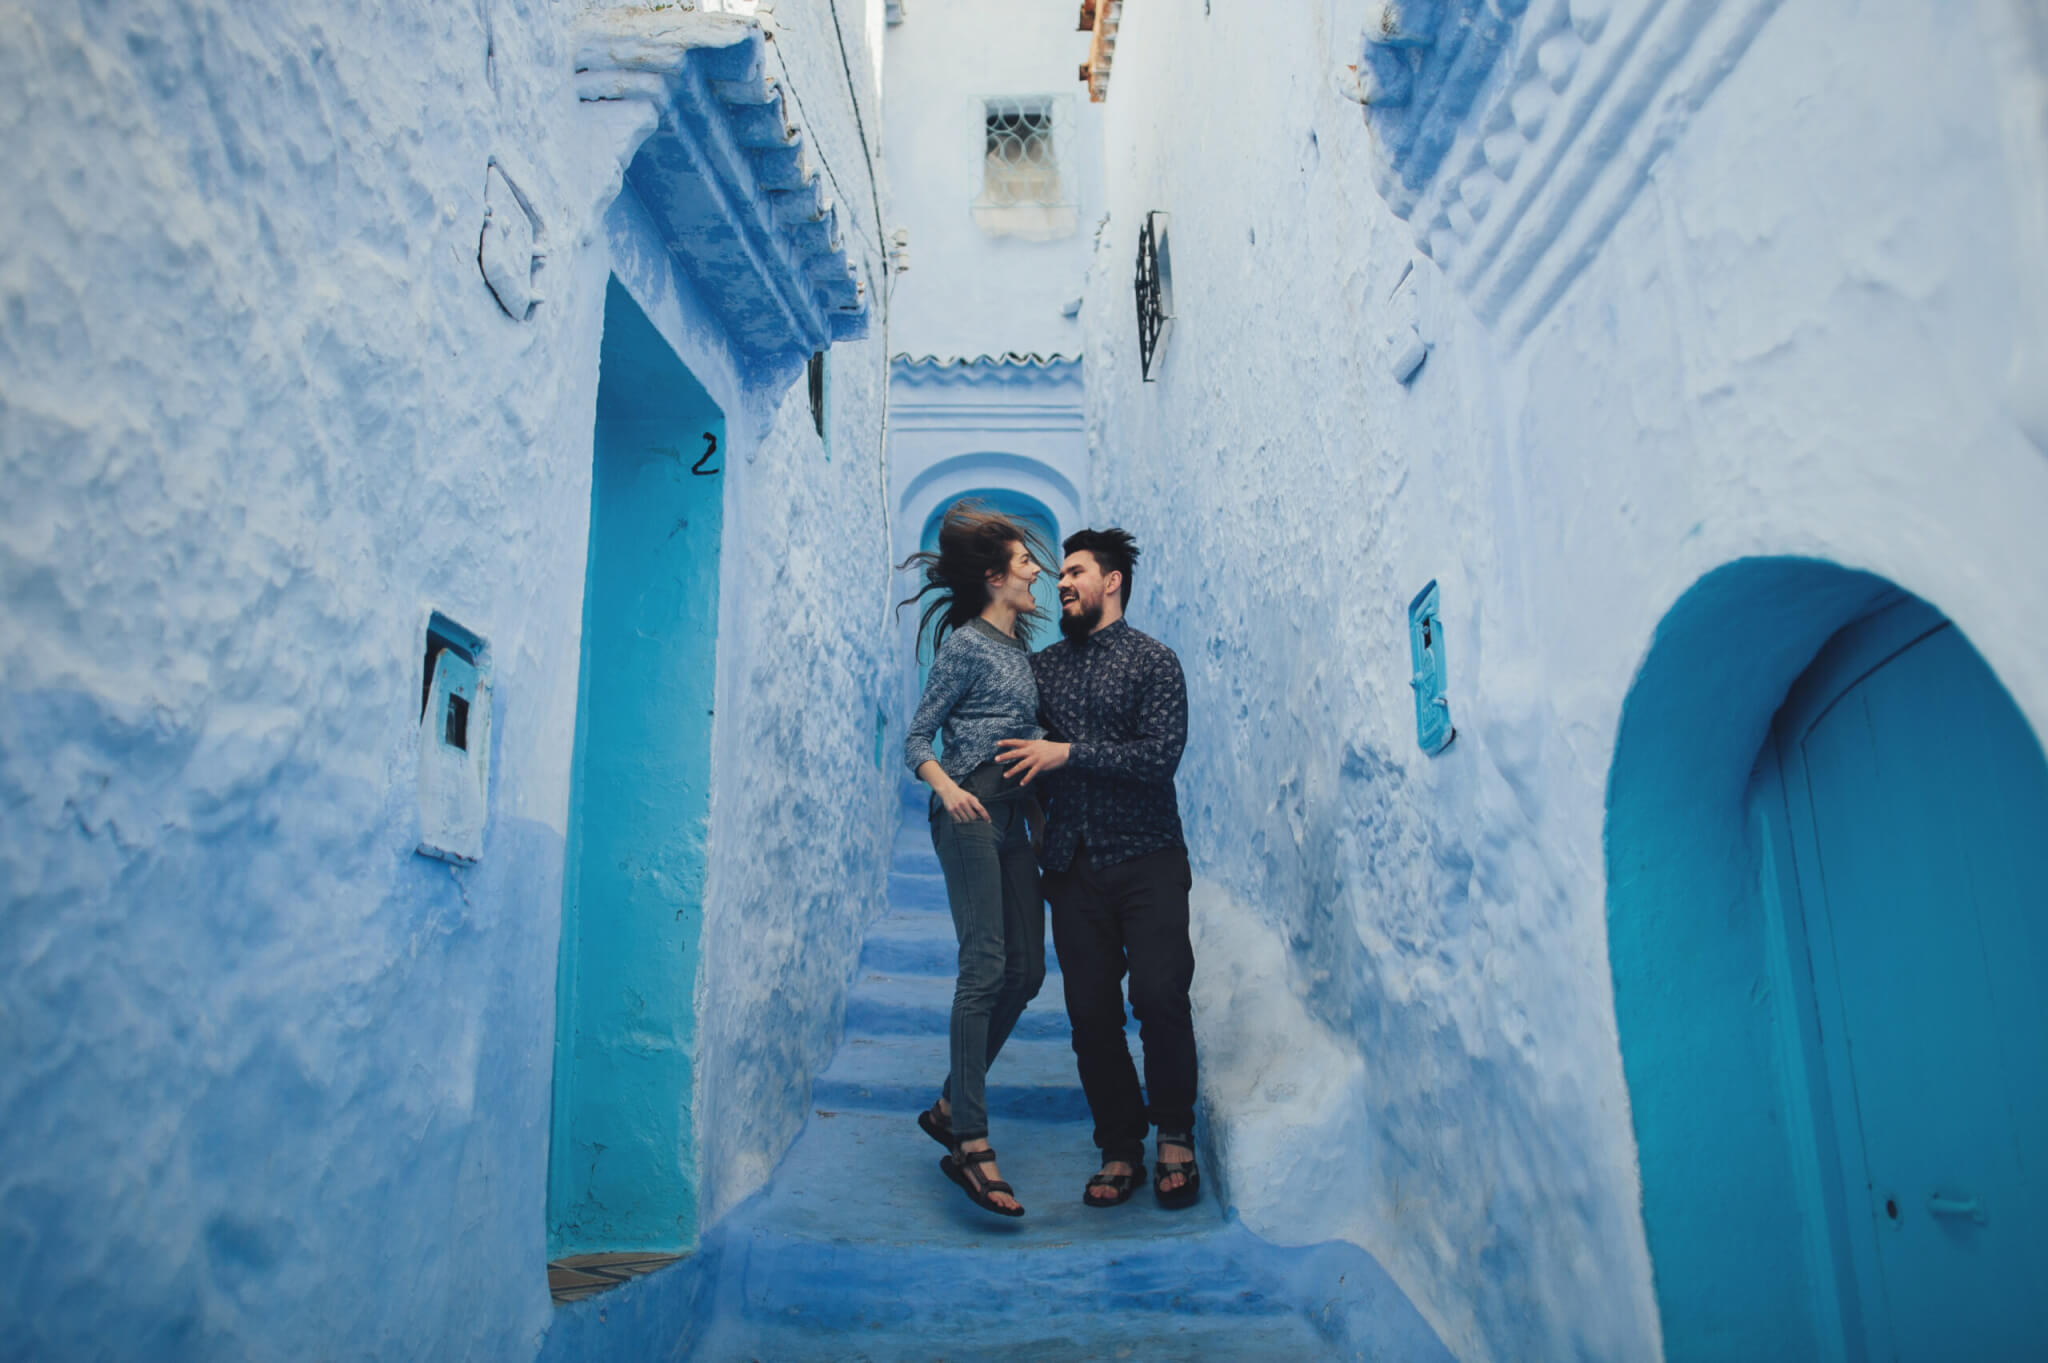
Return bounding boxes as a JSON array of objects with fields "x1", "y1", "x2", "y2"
[
  {"x1": 1355, "y1": 0, "x2": 1784, "y2": 344},
  {"x1": 479, "y1": 160, "x2": 546, "y2": 321},
  {"x1": 575, "y1": 8, "x2": 871, "y2": 371}
]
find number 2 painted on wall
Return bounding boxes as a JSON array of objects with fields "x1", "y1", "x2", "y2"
[{"x1": 691, "y1": 432, "x2": 721, "y2": 477}]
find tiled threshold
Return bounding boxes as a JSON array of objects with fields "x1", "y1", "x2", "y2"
[{"x1": 547, "y1": 1251, "x2": 682, "y2": 1305}]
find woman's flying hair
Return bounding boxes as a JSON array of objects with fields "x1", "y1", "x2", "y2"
[{"x1": 896, "y1": 500, "x2": 1054, "y2": 656}]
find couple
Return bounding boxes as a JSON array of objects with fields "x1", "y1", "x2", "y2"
[{"x1": 900, "y1": 502, "x2": 1196, "y2": 1219}]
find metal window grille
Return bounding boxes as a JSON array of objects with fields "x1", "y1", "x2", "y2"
[
  {"x1": 982, "y1": 101, "x2": 1061, "y2": 207},
  {"x1": 1135, "y1": 211, "x2": 1173, "y2": 381}
]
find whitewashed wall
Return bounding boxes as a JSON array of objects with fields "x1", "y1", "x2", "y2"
[
  {"x1": 0, "y1": 1, "x2": 891, "y2": 1357},
  {"x1": 883, "y1": 0, "x2": 1102, "y2": 361},
  {"x1": 1080, "y1": 2, "x2": 2048, "y2": 1361}
]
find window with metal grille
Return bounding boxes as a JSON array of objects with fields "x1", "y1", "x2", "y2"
[
  {"x1": 973, "y1": 97, "x2": 1075, "y2": 240},
  {"x1": 1135, "y1": 211, "x2": 1173, "y2": 381},
  {"x1": 983, "y1": 101, "x2": 1060, "y2": 206}
]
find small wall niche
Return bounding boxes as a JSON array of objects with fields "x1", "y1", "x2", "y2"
[
  {"x1": 808, "y1": 349, "x2": 829, "y2": 453},
  {"x1": 1407, "y1": 581, "x2": 1455, "y2": 755},
  {"x1": 418, "y1": 612, "x2": 492, "y2": 863}
]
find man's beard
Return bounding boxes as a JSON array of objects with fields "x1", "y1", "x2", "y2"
[{"x1": 1060, "y1": 598, "x2": 1103, "y2": 641}]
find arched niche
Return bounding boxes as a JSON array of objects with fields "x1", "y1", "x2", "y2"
[
  {"x1": 899, "y1": 486, "x2": 1063, "y2": 707},
  {"x1": 1605, "y1": 557, "x2": 2048, "y2": 1362},
  {"x1": 896, "y1": 452, "x2": 1081, "y2": 559},
  {"x1": 891, "y1": 459, "x2": 1078, "y2": 765}
]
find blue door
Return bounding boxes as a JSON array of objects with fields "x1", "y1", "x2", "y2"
[
  {"x1": 548, "y1": 278, "x2": 724, "y2": 1257},
  {"x1": 1774, "y1": 599, "x2": 2048, "y2": 1360}
]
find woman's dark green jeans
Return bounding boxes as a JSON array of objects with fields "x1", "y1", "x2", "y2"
[{"x1": 930, "y1": 792, "x2": 1046, "y2": 1144}]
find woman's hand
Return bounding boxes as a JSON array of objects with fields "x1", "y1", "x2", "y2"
[
  {"x1": 916, "y1": 760, "x2": 989, "y2": 822},
  {"x1": 936, "y1": 782, "x2": 991, "y2": 823}
]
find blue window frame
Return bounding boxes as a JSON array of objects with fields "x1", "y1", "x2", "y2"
[{"x1": 1407, "y1": 580, "x2": 1455, "y2": 756}]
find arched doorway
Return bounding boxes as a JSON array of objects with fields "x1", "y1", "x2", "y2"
[
  {"x1": 903, "y1": 487, "x2": 1063, "y2": 713},
  {"x1": 918, "y1": 487, "x2": 1062, "y2": 644},
  {"x1": 1605, "y1": 559, "x2": 2048, "y2": 1362}
]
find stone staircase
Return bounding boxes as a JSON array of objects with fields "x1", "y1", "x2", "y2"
[{"x1": 541, "y1": 799, "x2": 1452, "y2": 1362}]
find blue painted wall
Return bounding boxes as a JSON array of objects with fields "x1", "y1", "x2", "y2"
[
  {"x1": 0, "y1": 2, "x2": 893, "y2": 1356},
  {"x1": 549, "y1": 279, "x2": 726, "y2": 1257}
]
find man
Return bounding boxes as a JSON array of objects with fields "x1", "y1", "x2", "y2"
[{"x1": 996, "y1": 528, "x2": 1199, "y2": 1210}]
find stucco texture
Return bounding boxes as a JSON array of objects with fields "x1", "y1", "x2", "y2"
[
  {"x1": 1, "y1": 2, "x2": 894, "y2": 1358},
  {"x1": 1079, "y1": 2, "x2": 2048, "y2": 1361}
]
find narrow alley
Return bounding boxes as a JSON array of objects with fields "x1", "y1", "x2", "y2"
[
  {"x1": 6, "y1": 2, "x2": 2048, "y2": 1362},
  {"x1": 544, "y1": 789, "x2": 1449, "y2": 1360}
]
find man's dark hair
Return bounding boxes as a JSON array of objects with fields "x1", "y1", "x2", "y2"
[{"x1": 1063, "y1": 527, "x2": 1139, "y2": 607}]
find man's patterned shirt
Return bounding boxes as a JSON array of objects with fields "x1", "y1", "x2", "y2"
[{"x1": 1029, "y1": 618, "x2": 1188, "y2": 871}]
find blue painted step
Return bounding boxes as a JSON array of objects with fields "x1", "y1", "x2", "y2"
[
  {"x1": 811, "y1": 1035, "x2": 1090, "y2": 1123},
  {"x1": 554, "y1": 1113, "x2": 1456, "y2": 1363},
  {"x1": 538, "y1": 808, "x2": 1458, "y2": 1363},
  {"x1": 857, "y1": 911, "x2": 1061, "y2": 978},
  {"x1": 843, "y1": 970, "x2": 1070, "y2": 1041},
  {"x1": 882, "y1": 870, "x2": 949, "y2": 913}
]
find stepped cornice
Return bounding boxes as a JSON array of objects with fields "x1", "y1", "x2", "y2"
[
  {"x1": 575, "y1": 7, "x2": 871, "y2": 368},
  {"x1": 1357, "y1": 0, "x2": 1783, "y2": 343}
]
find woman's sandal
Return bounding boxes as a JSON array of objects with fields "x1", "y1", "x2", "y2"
[
  {"x1": 941, "y1": 1147, "x2": 1026, "y2": 1218},
  {"x1": 916, "y1": 1101, "x2": 955, "y2": 1151},
  {"x1": 1153, "y1": 1133, "x2": 1202, "y2": 1211},
  {"x1": 1081, "y1": 1169, "x2": 1140, "y2": 1208}
]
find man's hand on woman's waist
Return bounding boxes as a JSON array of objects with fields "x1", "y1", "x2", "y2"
[{"x1": 995, "y1": 738, "x2": 1070, "y2": 786}]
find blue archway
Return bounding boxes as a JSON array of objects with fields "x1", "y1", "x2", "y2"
[
  {"x1": 1604, "y1": 557, "x2": 2048, "y2": 1361},
  {"x1": 916, "y1": 487, "x2": 1062, "y2": 656}
]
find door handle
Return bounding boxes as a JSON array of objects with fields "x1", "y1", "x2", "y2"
[{"x1": 1927, "y1": 1193, "x2": 1986, "y2": 1224}]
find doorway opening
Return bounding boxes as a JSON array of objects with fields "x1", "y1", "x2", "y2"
[
  {"x1": 1605, "y1": 559, "x2": 2048, "y2": 1361},
  {"x1": 913, "y1": 487, "x2": 1061, "y2": 692},
  {"x1": 547, "y1": 278, "x2": 725, "y2": 1274}
]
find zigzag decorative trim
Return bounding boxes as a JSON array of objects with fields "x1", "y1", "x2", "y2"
[
  {"x1": 1358, "y1": 0, "x2": 1782, "y2": 343},
  {"x1": 890, "y1": 353, "x2": 1084, "y2": 388},
  {"x1": 576, "y1": 9, "x2": 871, "y2": 365}
]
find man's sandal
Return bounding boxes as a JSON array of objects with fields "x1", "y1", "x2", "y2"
[
  {"x1": 1081, "y1": 1169, "x2": 1140, "y2": 1208},
  {"x1": 1153, "y1": 1133, "x2": 1202, "y2": 1211},
  {"x1": 940, "y1": 1148, "x2": 1025, "y2": 1218},
  {"x1": 916, "y1": 1101, "x2": 954, "y2": 1151}
]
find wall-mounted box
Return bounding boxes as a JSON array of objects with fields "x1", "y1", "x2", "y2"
[
  {"x1": 418, "y1": 613, "x2": 491, "y2": 863},
  {"x1": 1407, "y1": 580, "x2": 1455, "y2": 755}
]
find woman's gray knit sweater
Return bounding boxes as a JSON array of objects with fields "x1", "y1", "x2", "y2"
[{"x1": 904, "y1": 618, "x2": 1043, "y2": 784}]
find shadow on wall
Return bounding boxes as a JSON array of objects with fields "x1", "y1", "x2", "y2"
[{"x1": 1606, "y1": 557, "x2": 2048, "y2": 1363}]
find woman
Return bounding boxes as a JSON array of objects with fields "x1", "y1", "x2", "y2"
[{"x1": 899, "y1": 501, "x2": 1052, "y2": 1217}]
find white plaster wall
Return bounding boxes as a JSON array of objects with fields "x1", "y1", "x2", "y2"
[
  {"x1": 882, "y1": 0, "x2": 1102, "y2": 360},
  {"x1": 657, "y1": 0, "x2": 902, "y2": 1235},
  {"x1": 1080, "y1": 2, "x2": 2048, "y2": 1361},
  {"x1": 0, "y1": 1, "x2": 891, "y2": 1356}
]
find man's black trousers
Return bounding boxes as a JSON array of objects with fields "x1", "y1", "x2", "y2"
[{"x1": 1044, "y1": 843, "x2": 1198, "y2": 1165}]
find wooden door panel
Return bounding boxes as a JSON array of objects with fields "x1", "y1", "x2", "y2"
[{"x1": 1783, "y1": 613, "x2": 2048, "y2": 1362}]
